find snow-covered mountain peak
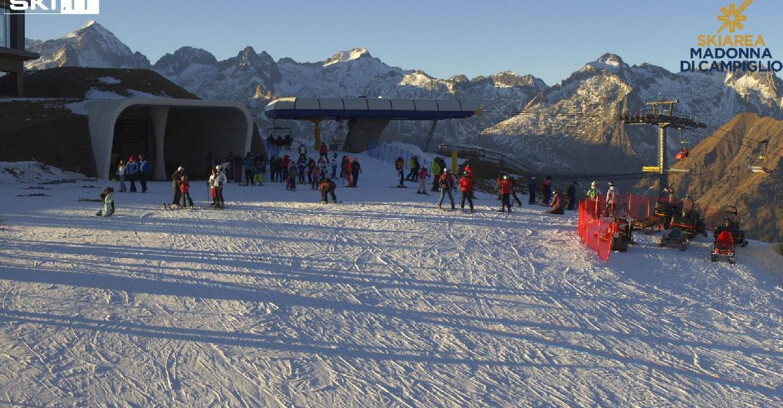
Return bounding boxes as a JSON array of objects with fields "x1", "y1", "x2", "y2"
[
  {"x1": 26, "y1": 20, "x2": 150, "y2": 70},
  {"x1": 488, "y1": 71, "x2": 547, "y2": 89},
  {"x1": 324, "y1": 48, "x2": 372, "y2": 67},
  {"x1": 153, "y1": 46, "x2": 218, "y2": 76},
  {"x1": 584, "y1": 53, "x2": 628, "y2": 73}
]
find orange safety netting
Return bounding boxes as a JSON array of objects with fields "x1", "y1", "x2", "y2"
[{"x1": 578, "y1": 198, "x2": 613, "y2": 261}]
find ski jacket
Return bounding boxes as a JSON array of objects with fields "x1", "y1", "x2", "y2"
[
  {"x1": 464, "y1": 165, "x2": 474, "y2": 182},
  {"x1": 126, "y1": 161, "x2": 138, "y2": 175},
  {"x1": 395, "y1": 158, "x2": 404, "y2": 171},
  {"x1": 550, "y1": 192, "x2": 565, "y2": 211},
  {"x1": 318, "y1": 179, "x2": 336, "y2": 192},
  {"x1": 351, "y1": 160, "x2": 361, "y2": 173},
  {"x1": 180, "y1": 178, "x2": 190, "y2": 193},
  {"x1": 298, "y1": 145, "x2": 307, "y2": 156},
  {"x1": 459, "y1": 176, "x2": 474, "y2": 192},
  {"x1": 587, "y1": 187, "x2": 603, "y2": 199},
  {"x1": 243, "y1": 155, "x2": 253, "y2": 169},
  {"x1": 139, "y1": 160, "x2": 151, "y2": 173},
  {"x1": 606, "y1": 186, "x2": 619, "y2": 204},
  {"x1": 171, "y1": 170, "x2": 184, "y2": 188},
  {"x1": 498, "y1": 179, "x2": 512, "y2": 195},
  {"x1": 566, "y1": 184, "x2": 576, "y2": 199},
  {"x1": 438, "y1": 173, "x2": 455, "y2": 189},
  {"x1": 418, "y1": 167, "x2": 428, "y2": 180},
  {"x1": 211, "y1": 171, "x2": 227, "y2": 188},
  {"x1": 117, "y1": 163, "x2": 126, "y2": 176},
  {"x1": 432, "y1": 160, "x2": 441, "y2": 176},
  {"x1": 319, "y1": 144, "x2": 328, "y2": 156}
]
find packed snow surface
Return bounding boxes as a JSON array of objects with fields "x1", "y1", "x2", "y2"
[{"x1": 0, "y1": 154, "x2": 781, "y2": 407}]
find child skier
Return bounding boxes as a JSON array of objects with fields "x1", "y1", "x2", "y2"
[{"x1": 180, "y1": 175, "x2": 194, "y2": 208}]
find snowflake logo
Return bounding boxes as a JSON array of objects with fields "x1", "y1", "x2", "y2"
[{"x1": 717, "y1": 0, "x2": 753, "y2": 33}]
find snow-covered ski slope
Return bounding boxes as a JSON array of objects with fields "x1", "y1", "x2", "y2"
[{"x1": 0, "y1": 153, "x2": 781, "y2": 407}]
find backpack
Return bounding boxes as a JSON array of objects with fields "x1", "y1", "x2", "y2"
[{"x1": 439, "y1": 174, "x2": 452, "y2": 189}]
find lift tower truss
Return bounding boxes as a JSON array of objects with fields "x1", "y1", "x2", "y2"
[{"x1": 621, "y1": 100, "x2": 706, "y2": 194}]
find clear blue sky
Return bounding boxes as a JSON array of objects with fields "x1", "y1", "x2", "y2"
[{"x1": 23, "y1": 0, "x2": 783, "y2": 86}]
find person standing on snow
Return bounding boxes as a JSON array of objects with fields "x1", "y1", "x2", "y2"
[
  {"x1": 566, "y1": 181, "x2": 577, "y2": 210},
  {"x1": 138, "y1": 154, "x2": 151, "y2": 193},
  {"x1": 330, "y1": 152, "x2": 338, "y2": 179},
  {"x1": 126, "y1": 155, "x2": 138, "y2": 192},
  {"x1": 395, "y1": 157, "x2": 406, "y2": 188},
  {"x1": 498, "y1": 174, "x2": 513, "y2": 213},
  {"x1": 116, "y1": 159, "x2": 127, "y2": 193},
  {"x1": 243, "y1": 152, "x2": 254, "y2": 186},
  {"x1": 527, "y1": 176, "x2": 537, "y2": 205},
  {"x1": 319, "y1": 142, "x2": 328, "y2": 159},
  {"x1": 459, "y1": 171, "x2": 475, "y2": 213},
  {"x1": 605, "y1": 181, "x2": 620, "y2": 216},
  {"x1": 417, "y1": 166, "x2": 429, "y2": 195},
  {"x1": 180, "y1": 174, "x2": 194, "y2": 208},
  {"x1": 212, "y1": 165, "x2": 227, "y2": 208},
  {"x1": 437, "y1": 168, "x2": 456, "y2": 210},
  {"x1": 586, "y1": 181, "x2": 603, "y2": 218},
  {"x1": 171, "y1": 166, "x2": 185, "y2": 207},
  {"x1": 431, "y1": 158, "x2": 442, "y2": 192},
  {"x1": 351, "y1": 157, "x2": 362, "y2": 187}
]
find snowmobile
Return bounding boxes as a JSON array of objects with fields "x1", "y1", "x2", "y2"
[
  {"x1": 610, "y1": 215, "x2": 633, "y2": 252},
  {"x1": 711, "y1": 230, "x2": 736, "y2": 264},
  {"x1": 653, "y1": 188, "x2": 680, "y2": 229},
  {"x1": 712, "y1": 206, "x2": 748, "y2": 247},
  {"x1": 669, "y1": 195, "x2": 707, "y2": 239},
  {"x1": 659, "y1": 228, "x2": 688, "y2": 251}
]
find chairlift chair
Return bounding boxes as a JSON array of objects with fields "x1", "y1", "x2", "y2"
[
  {"x1": 749, "y1": 139, "x2": 773, "y2": 174},
  {"x1": 675, "y1": 128, "x2": 690, "y2": 160}
]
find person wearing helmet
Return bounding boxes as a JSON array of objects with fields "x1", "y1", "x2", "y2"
[
  {"x1": 459, "y1": 171, "x2": 475, "y2": 213},
  {"x1": 605, "y1": 181, "x2": 620, "y2": 217},
  {"x1": 548, "y1": 186, "x2": 566, "y2": 214},
  {"x1": 586, "y1": 181, "x2": 602, "y2": 199},
  {"x1": 586, "y1": 181, "x2": 603, "y2": 218},
  {"x1": 437, "y1": 168, "x2": 455, "y2": 210},
  {"x1": 211, "y1": 165, "x2": 227, "y2": 208},
  {"x1": 498, "y1": 174, "x2": 513, "y2": 212},
  {"x1": 170, "y1": 166, "x2": 186, "y2": 207}
]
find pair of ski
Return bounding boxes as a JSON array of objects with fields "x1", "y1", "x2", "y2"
[
  {"x1": 162, "y1": 203, "x2": 197, "y2": 210},
  {"x1": 438, "y1": 207, "x2": 474, "y2": 214}
]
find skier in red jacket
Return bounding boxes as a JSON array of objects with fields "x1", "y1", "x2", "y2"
[
  {"x1": 498, "y1": 175, "x2": 513, "y2": 213},
  {"x1": 459, "y1": 171, "x2": 474, "y2": 213}
]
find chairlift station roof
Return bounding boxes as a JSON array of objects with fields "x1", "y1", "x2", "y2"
[{"x1": 264, "y1": 97, "x2": 480, "y2": 121}]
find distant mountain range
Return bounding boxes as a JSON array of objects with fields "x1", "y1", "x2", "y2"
[{"x1": 25, "y1": 21, "x2": 783, "y2": 180}]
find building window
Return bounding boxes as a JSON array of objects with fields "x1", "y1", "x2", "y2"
[{"x1": 0, "y1": 10, "x2": 10, "y2": 48}]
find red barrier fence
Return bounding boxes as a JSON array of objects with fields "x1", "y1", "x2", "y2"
[
  {"x1": 578, "y1": 194, "x2": 723, "y2": 261},
  {"x1": 578, "y1": 198, "x2": 613, "y2": 261}
]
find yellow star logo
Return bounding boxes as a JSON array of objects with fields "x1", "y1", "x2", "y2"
[{"x1": 717, "y1": 0, "x2": 753, "y2": 33}]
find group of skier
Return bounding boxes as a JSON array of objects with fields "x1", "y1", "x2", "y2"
[{"x1": 115, "y1": 154, "x2": 152, "y2": 193}]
